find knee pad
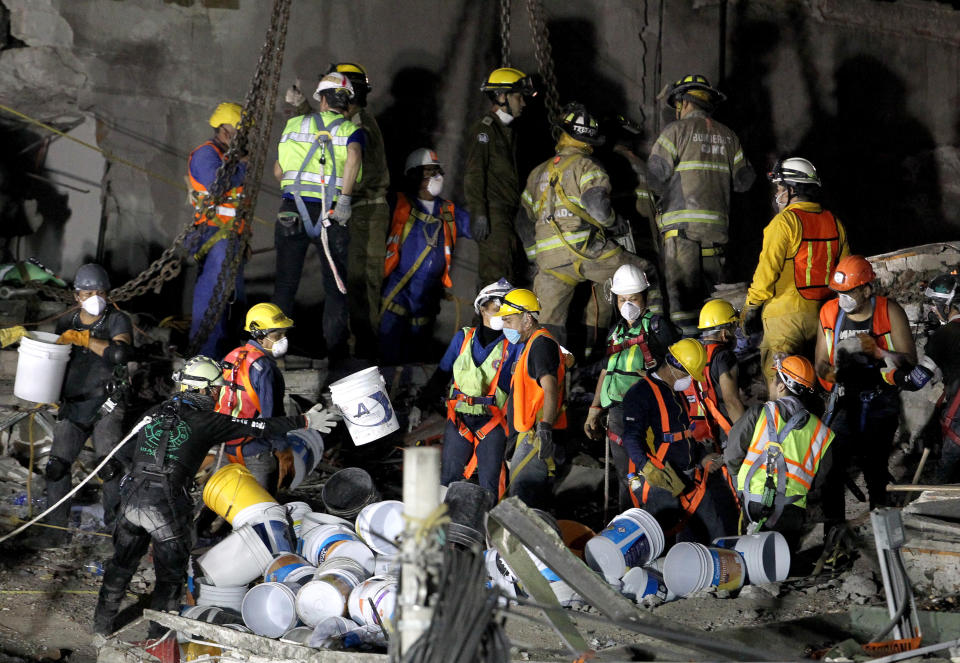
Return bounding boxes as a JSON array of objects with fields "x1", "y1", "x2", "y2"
[
  {"x1": 97, "y1": 457, "x2": 124, "y2": 482},
  {"x1": 45, "y1": 456, "x2": 71, "y2": 482}
]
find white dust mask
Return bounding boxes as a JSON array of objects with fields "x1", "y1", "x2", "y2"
[
  {"x1": 81, "y1": 295, "x2": 106, "y2": 316},
  {"x1": 269, "y1": 337, "x2": 289, "y2": 358},
  {"x1": 838, "y1": 293, "x2": 858, "y2": 313},
  {"x1": 619, "y1": 300, "x2": 642, "y2": 322},
  {"x1": 427, "y1": 174, "x2": 443, "y2": 197},
  {"x1": 488, "y1": 316, "x2": 504, "y2": 331},
  {"x1": 673, "y1": 375, "x2": 692, "y2": 392}
]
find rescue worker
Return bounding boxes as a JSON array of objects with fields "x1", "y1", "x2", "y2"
[
  {"x1": 273, "y1": 72, "x2": 364, "y2": 361},
  {"x1": 521, "y1": 102, "x2": 654, "y2": 344},
  {"x1": 185, "y1": 102, "x2": 247, "y2": 357},
  {"x1": 621, "y1": 338, "x2": 739, "y2": 543},
  {"x1": 495, "y1": 289, "x2": 566, "y2": 508},
  {"x1": 465, "y1": 68, "x2": 535, "y2": 287},
  {"x1": 92, "y1": 356, "x2": 339, "y2": 637},
  {"x1": 286, "y1": 63, "x2": 390, "y2": 355},
  {"x1": 741, "y1": 158, "x2": 849, "y2": 393},
  {"x1": 584, "y1": 264, "x2": 680, "y2": 510},
  {"x1": 647, "y1": 74, "x2": 755, "y2": 335},
  {"x1": 378, "y1": 148, "x2": 472, "y2": 364},
  {"x1": 725, "y1": 355, "x2": 834, "y2": 549},
  {"x1": 40, "y1": 264, "x2": 134, "y2": 547},
  {"x1": 881, "y1": 273, "x2": 960, "y2": 482},
  {"x1": 413, "y1": 280, "x2": 520, "y2": 500},
  {"x1": 814, "y1": 255, "x2": 916, "y2": 520},
  {"x1": 683, "y1": 299, "x2": 746, "y2": 445},
  {"x1": 215, "y1": 303, "x2": 295, "y2": 493}
]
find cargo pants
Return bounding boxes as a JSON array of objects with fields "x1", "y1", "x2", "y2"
[
  {"x1": 347, "y1": 198, "x2": 389, "y2": 356},
  {"x1": 662, "y1": 234, "x2": 724, "y2": 336}
]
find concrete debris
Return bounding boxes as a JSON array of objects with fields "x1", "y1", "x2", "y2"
[
  {"x1": 2, "y1": 0, "x2": 73, "y2": 47},
  {"x1": 837, "y1": 573, "x2": 877, "y2": 604}
]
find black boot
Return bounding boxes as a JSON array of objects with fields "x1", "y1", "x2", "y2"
[{"x1": 93, "y1": 563, "x2": 135, "y2": 635}]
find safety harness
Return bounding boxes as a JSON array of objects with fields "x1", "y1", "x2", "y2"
[{"x1": 217, "y1": 347, "x2": 264, "y2": 464}]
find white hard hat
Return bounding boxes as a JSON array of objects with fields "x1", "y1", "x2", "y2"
[
  {"x1": 313, "y1": 72, "x2": 355, "y2": 102},
  {"x1": 610, "y1": 264, "x2": 650, "y2": 295},
  {"x1": 768, "y1": 157, "x2": 820, "y2": 187},
  {"x1": 474, "y1": 278, "x2": 513, "y2": 315},
  {"x1": 404, "y1": 148, "x2": 442, "y2": 175}
]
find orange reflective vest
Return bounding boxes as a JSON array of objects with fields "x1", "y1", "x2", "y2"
[
  {"x1": 683, "y1": 343, "x2": 733, "y2": 443},
  {"x1": 216, "y1": 343, "x2": 266, "y2": 461},
  {"x1": 791, "y1": 208, "x2": 842, "y2": 301},
  {"x1": 187, "y1": 140, "x2": 244, "y2": 229},
  {"x1": 510, "y1": 328, "x2": 567, "y2": 432},
  {"x1": 383, "y1": 193, "x2": 456, "y2": 288},
  {"x1": 819, "y1": 296, "x2": 895, "y2": 391}
]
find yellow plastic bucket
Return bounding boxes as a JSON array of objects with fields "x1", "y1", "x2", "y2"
[{"x1": 202, "y1": 463, "x2": 277, "y2": 524}]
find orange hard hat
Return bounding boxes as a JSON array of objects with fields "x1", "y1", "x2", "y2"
[
  {"x1": 776, "y1": 355, "x2": 815, "y2": 394},
  {"x1": 830, "y1": 255, "x2": 876, "y2": 292}
]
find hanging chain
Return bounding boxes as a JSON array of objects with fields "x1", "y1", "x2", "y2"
[
  {"x1": 525, "y1": 0, "x2": 561, "y2": 130},
  {"x1": 499, "y1": 0, "x2": 512, "y2": 67}
]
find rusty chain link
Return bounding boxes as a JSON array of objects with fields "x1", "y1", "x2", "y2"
[
  {"x1": 499, "y1": 0, "x2": 512, "y2": 68},
  {"x1": 526, "y1": 0, "x2": 561, "y2": 133}
]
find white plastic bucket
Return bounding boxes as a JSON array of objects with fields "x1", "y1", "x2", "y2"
[
  {"x1": 284, "y1": 501, "x2": 313, "y2": 538},
  {"x1": 584, "y1": 508, "x2": 665, "y2": 582},
  {"x1": 328, "y1": 367, "x2": 399, "y2": 445},
  {"x1": 197, "y1": 524, "x2": 274, "y2": 586},
  {"x1": 287, "y1": 430, "x2": 325, "y2": 489},
  {"x1": 241, "y1": 581, "x2": 301, "y2": 637},
  {"x1": 263, "y1": 553, "x2": 311, "y2": 583},
  {"x1": 348, "y1": 575, "x2": 397, "y2": 626},
  {"x1": 620, "y1": 567, "x2": 675, "y2": 603},
  {"x1": 250, "y1": 518, "x2": 295, "y2": 555},
  {"x1": 712, "y1": 531, "x2": 790, "y2": 584},
  {"x1": 325, "y1": 540, "x2": 376, "y2": 575},
  {"x1": 296, "y1": 570, "x2": 360, "y2": 625},
  {"x1": 14, "y1": 331, "x2": 71, "y2": 404},
  {"x1": 302, "y1": 523, "x2": 361, "y2": 565},
  {"x1": 180, "y1": 605, "x2": 243, "y2": 625},
  {"x1": 484, "y1": 549, "x2": 518, "y2": 598},
  {"x1": 355, "y1": 500, "x2": 404, "y2": 555},
  {"x1": 374, "y1": 554, "x2": 400, "y2": 577},
  {"x1": 232, "y1": 503, "x2": 287, "y2": 530},
  {"x1": 663, "y1": 542, "x2": 746, "y2": 597},
  {"x1": 195, "y1": 581, "x2": 248, "y2": 612},
  {"x1": 523, "y1": 546, "x2": 582, "y2": 607},
  {"x1": 280, "y1": 626, "x2": 315, "y2": 645}
]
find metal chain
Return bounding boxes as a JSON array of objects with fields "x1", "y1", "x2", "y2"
[
  {"x1": 499, "y1": 0, "x2": 512, "y2": 68},
  {"x1": 525, "y1": 0, "x2": 561, "y2": 130}
]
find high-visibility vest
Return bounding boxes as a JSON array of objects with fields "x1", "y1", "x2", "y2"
[
  {"x1": 737, "y1": 401, "x2": 833, "y2": 511},
  {"x1": 278, "y1": 111, "x2": 361, "y2": 206},
  {"x1": 819, "y1": 296, "x2": 895, "y2": 391},
  {"x1": 791, "y1": 208, "x2": 842, "y2": 301},
  {"x1": 510, "y1": 327, "x2": 567, "y2": 432},
  {"x1": 187, "y1": 140, "x2": 244, "y2": 228},
  {"x1": 383, "y1": 193, "x2": 456, "y2": 288},
  {"x1": 448, "y1": 327, "x2": 508, "y2": 415},
  {"x1": 600, "y1": 313, "x2": 656, "y2": 408},
  {"x1": 684, "y1": 342, "x2": 734, "y2": 440},
  {"x1": 216, "y1": 344, "x2": 266, "y2": 455}
]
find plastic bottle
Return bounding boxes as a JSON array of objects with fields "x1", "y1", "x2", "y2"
[{"x1": 85, "y1": 560, "x2": 105, "y2": 576}]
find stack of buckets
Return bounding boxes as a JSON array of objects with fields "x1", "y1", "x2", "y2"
[{"x1": 185, "y1": 464, "x2": 403, "y2": 644}]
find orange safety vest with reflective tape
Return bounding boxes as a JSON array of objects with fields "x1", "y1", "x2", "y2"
[
  {"x1": 187, "y1": 140, "x2": 245, "y2": 229},
  {"x1": 216, "y1": 344, "x2": 265, "y2": 459},
  {"x1": 510, "y1": 328, "x2": 567, "y2": 432},
  {"x1": 383, "y1": 193, "x2": 456, "y2": 288},
  {"x1": 819, "y1": 296, "x2": 894, "y2": 391},
  {"x1": 791, "y1": 208, "x2": 842, "y2": 301}
]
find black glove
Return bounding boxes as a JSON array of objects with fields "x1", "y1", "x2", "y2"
[
  {"x1": 536, "y1": 421, "x2": 554, "y2": 460},
  {"x1": 740, "y1": 304, "x2": 763, "y2": 335},
  {"x1": 472, "y1": 215, "x2": 491, "y2": 241}
]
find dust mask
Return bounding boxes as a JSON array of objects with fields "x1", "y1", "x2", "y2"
[
  {"x1": 269, "y1": 337, "x2": 289, "y2": 358},
  {"x1": 774, "y1": 190, "x2": 788, "y2": 211},
  {"x1": 488, "y1": 316, "x2": 504, "y2": 331},
  {"x1": 673, "y1": 375, "x2": 692, "y2": 392},
  {"x1": 503, "y1": 327, "x2": 521, "y2": 344},
  {"x1": 427, "y1": 174, "x2": 443, "y2": 197},
  {"x1": 838, "y1": 293, "x2": 858, "y2": 313},
  {"x1": 495, "y1": 108, "x2": 514, "y2": 125},
  {"x1": 81, "y1": 295, "x2": 106, "y2": 316},
  {"x1": 619, "y1": 301, "x2": 642, "y2": 323}
]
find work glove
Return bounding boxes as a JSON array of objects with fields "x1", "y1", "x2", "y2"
[
  {"x1": 858, "y1": 334, "x2": 884, "y2": 360},
  {"x1": 407, "y1": 406, "x2": 422, "y2": 433},
  {"x1": 583, "y1": 407, "x2": 605, "y2": 442},
  {"x1": 0, "y1": 326, "x2": 27, "y2": 348},
  {"x1": 640, "y1": 461, "x2": 686, "y2": 497},
  {"x1": 284, "y1": 79, "x2": 305, "y2": 107},
  {"x1": 471, "y1": 215, "x2": 490, "y2": 241},
  {"x1": 535, "y1": 421, "x2": 554, "y2": 460},
  {"x1": 304, "y1": 403, "x2": 340, "y2": 434},
  {"x1": 331, "y1": 194, "x2": 352, "y2": 226},
  {"x1": 57, "y1": 329, "x2": 90, "y2": 348},
  {"x1": 700, "y1": 453, "x2": 723, "y2": 474},
  {"x1": 740, "y1": 304, "x2": 762, "y2": 336},
  {"x1": 275, "y1": 448, "x2": 294, "y2": 491}
]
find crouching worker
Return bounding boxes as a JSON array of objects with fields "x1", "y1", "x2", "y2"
[
  {"x1": 725, "y1": 356, "x2": 834, "y2": 549},
  {"x1": 622, "y1": 339, "x2": 739, "y2": 543},
  {"x1": 93, "y1": 356, "x2": 339, "y2": 637},
  {"x1": 495, "y1": 289, "x2": 567, "y2": 508}
]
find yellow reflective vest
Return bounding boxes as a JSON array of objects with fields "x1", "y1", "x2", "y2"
[{"x1": 278, "y1": 111, "x2": 362, "y2": 206}]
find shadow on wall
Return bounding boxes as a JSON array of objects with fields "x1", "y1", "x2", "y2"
[{"x1": 378, "y1": 66, "x2": 444, "y2": 187}]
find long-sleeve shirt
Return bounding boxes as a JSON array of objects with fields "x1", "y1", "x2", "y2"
[
  {"x1": 464, "y1": 111, "x2": 520, "y2": 216},
  {"x1": 622, "y1": 373, "x2": 700, "y2": 472},
  {"x1": 189, "y1": 138, "x2": 247, "y2": 190},
  {"x1": 236, "y1": 340, "x2": 289, "y2": 456}
]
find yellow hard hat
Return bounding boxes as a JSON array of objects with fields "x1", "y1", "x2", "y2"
[
  {"x1": 330, "y1": 62, "x2": 371, "y2": 94},
  {"x1": 496, "y1": 288, "x2": 541, "y2": 316},
  {"x1": 481, "y1": 68, "x2": 535, "y2": 96},
  {"x1": 245, "y1": 303, "x2": 294, "y2": 334},
  {"x1": 209, "y1": 102, "x2": 242, "y2": 129},
  {"x1": 698, "y1": 299, "x2": 738, "y2": 329},
  {"x1": 667, "y1": 338, "x2": 707, "y2": 382}
]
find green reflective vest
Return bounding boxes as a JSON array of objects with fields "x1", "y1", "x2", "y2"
[
  {"x1": 278, "y1": 111, "x2": 362, "y2": 204},
  {"x1": 449, "y1": 327, "x2": 508, "y2": 416},
  {"x1": 600, "y1": 312, "x2": 655, "y2": 408}
]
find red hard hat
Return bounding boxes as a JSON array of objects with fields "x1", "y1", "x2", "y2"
[{"x1": 830, "y1": 255, "x2": 876, "y2": 292}]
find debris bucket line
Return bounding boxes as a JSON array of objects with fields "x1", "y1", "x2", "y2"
[
  {"x1": 584, "y1": 508, "x2": 665, "y2": 582},
  {"x1": 712, "y1": 531, "x2": 790, "y2": 584},
  {"x1": 663, "y1": 542, "x2": 746, "y2": 597},
  {"x1": 328, "y1": 367, "x2": 399, "y2": 445},
  {"x1": 202, "y1": 463, "x2": 277, "y2": 524}
]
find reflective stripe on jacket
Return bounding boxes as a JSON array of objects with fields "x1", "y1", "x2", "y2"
[
  {"x1": 383, "y1": 193, "x2": 457, "y2": 288},
  {"x1": 510, "y1": 328, "x2": 567, "y2": 432},
  {"x1": 449, "y1": 327, "x2": 508, "y2": 415},
  {"x1": 819, "y1": 296, "x2": 895, "y2": 391},
  {"x1": 187, "y1": 140, "x2": 244, "y2": 227},
  {"x1": 216, "y1": 344, "x2": 266, "y2": 450},
  {"x1": 278, "y1": 111, "x2": 362, "y2": 203},
  {"x1": 600, "y1": 312, "x2": 655, "y2": 407}
]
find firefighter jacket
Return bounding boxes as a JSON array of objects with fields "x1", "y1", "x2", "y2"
[
  {"x1": 464, "y1": 111, "x2": 520, "y2": 217},
  {"x1": 647, "y1": 110, "x2": 755, "y2": 244},
  {"x1": 600, "y1": 311, "x2": 677, "y2": 407},
  {"x1": 187, "y1": 139, "x2": 246, "y2": 228},
  {"x1": 521, "y1": 145, "x2": 620, "y2": 271},
  {"x1": 746, "y1": 202, "x2": 849, "y2": 317}
]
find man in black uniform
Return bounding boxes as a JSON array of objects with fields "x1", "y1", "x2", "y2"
[
  {"x1": 43, "y1": 264, "x2": 134, "y2": 545},
  {"x1": 92, "y1": 355, "x2": 338, "y2": 637}
]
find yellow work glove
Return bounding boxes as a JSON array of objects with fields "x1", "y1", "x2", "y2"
[
  {"x1": 57, "y1": 329, "x2": 91, "y2": 347},
  {"x1": 0, "y1": 326, "x2": 27, "y2": 348},
  {"x1": 641, "y1": 461, "x2": 686, "y2": 497}
]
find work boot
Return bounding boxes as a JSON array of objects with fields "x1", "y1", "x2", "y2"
[{"x1": 94, "y1": 564, "x2": 134, "y2": 635}]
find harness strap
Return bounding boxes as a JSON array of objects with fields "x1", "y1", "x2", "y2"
[
  {"x1": 641, "y1": 376, "x2": 687, "y2": 469},
  {"x1": 942, "y1": 387, "x2": 960, "y2": 446},
  {"x1": 286, "y1": 114, "x2": 344, "y2": 238},
  {"x1": 605, "y1": 333, "x2": 656, "y2": 369},
  {"x1": 192, "y1": 225, "x2": 235, "y2": 262},
  {"x1": 379, "y1": 242, "x2": 434, "y2": 318}
]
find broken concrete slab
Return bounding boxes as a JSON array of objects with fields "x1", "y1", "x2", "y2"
[
  {"x1": 903, "y1": 489, "x2": 960, "y2": 523},
  {"x1": 2, "y1": 0, "x2": 73, "y2": 48}
]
